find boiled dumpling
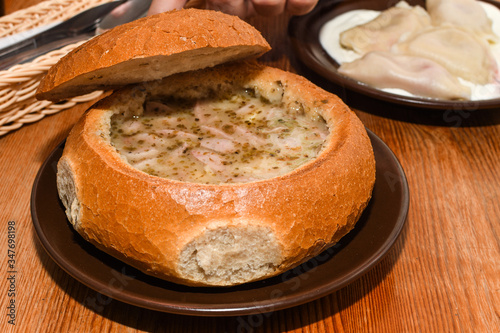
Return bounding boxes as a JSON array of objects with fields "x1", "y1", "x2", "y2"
[
  {"x1": 394, "y1": 26, "x2": 498, "y2": 84},
  {"x1": 426, "y1": 0, "x2": 497, "y2": 42},
  {"x1": 339, "y1": 1, "x2": 431, "y2": 55},
  {"x1": 338, "y1": 51, "x2": 471, "y2": 100}
]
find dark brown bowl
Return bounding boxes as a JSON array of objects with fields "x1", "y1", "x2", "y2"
[
  {"x1": 288, "y1": 0, "x2": 500, "y2": 110},
  {"x1": 30, "y1": 129, "x2": 408, "y2": 316}
]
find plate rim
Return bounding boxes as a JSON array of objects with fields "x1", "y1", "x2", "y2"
[
  {"x1": 288, "y1": 0, "x2": 500, "y2": 110},
  {"x1": 30, "y1": 129, "x2": 409, "y2": 316}
]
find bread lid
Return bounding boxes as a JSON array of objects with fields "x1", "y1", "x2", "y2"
[{"x1": 36, "y1": 8, "x2": 271, "y2": 102}]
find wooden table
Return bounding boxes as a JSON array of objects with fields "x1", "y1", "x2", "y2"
[{"x1": 1, "y1": 1, "x2": 499, "y2": 332}]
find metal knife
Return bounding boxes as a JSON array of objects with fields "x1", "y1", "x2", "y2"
[{"x1": 0, "y1": 0, "x2": 126, "y2": 70}]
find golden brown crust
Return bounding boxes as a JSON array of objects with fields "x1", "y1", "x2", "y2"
[
  {"x1": 57, "y1": 63, "x2": 375, "y2": 286},
  {"x1": 36, "y1": 9, "x2": 271, "y2": 102}
]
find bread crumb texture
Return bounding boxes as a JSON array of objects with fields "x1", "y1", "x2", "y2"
[{"x1": 179, "y1": 225, "x2": 281, "y2": 286}]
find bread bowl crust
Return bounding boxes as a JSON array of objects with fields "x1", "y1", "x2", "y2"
[
  {"x1": 57, "y1": 63, "x2": 376, "y2": 286},
  {"x1": 36, "y1": 9, "x2": 271, "y2": 102}
]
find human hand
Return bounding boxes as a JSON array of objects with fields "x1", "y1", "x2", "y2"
[{"x1": 147, "y1": 0, "x2": 319, "y2": 19}]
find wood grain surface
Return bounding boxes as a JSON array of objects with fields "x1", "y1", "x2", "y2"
[{"x1": 1, "y1": 1, "x2": 499, "y2": 332}]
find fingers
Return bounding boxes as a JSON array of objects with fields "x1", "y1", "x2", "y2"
[
  {"x1": 251, "y1": 0, "x2": 318, "y2": 17},
  {"x1": 285, "y1": 0, "x2": 318, "y2": 16},
  {"x1": 204, "y1": 0, "x2": 254, "y2": 18},
  {"x1": 109, "y1": 2, "x2": 135, "y2": 18},
  {"x1": 251, "y1": 0, "x2": 285, "y2": 17},
  {"x1": 148, "y1": 0, "x2": 187, "y2": 15},
  {"x1": 147, "y1": 0, "x2": 318, "y2": 18}
]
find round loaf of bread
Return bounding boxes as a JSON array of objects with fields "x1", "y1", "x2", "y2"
[
  {"x1": 37, "y1": 9, "x2": 375, "y2": 286},
  {"x1": 56, "y1": 62, "x2": 375, "y2": 286}
]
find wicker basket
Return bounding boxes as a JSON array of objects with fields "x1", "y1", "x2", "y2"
[{"x1": 0, "y1": 0, "x2": 113, "y2": 136}]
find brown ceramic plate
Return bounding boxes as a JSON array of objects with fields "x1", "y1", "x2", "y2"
[
  {"x1": 288, "y1": 0, "x2": 500, "y2": 110},
  {"x1": 31, "y1": 129, "x2": 408, "y2": 316}
]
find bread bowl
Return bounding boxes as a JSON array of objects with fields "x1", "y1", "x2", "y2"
[{"x1": 36, "y1": 9, "x2": 376, "y2": 287}]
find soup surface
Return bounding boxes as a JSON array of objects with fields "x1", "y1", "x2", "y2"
[{"x1": 110, "y1": 89, "x2": 329, "y2": 184}]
